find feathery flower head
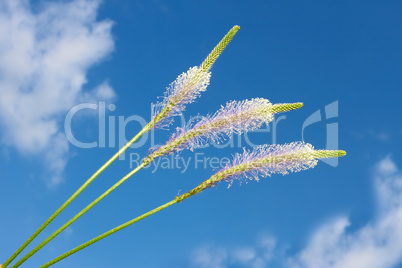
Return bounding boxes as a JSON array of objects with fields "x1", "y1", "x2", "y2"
[
  {"x1": 219, "y1": 142, "x2": 345, "y2": 184},
  {"x1": 144, "y1": 98, "x2": 303, "y2": 163},
  {"x1": 151, "y1": 26, "x2": 240, "y2": 129},
  {"x1": 176, "y1": 142, "x2": 346, "y2": 201},
  {"x1": 152, "y1": 66, "x2": 211, "y2": 128}
]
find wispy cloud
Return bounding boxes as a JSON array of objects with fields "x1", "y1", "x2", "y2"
[
  {"x1": 190, "y1": 156, "x2": 402, "y2": 268},
  {"x1": 191, "y1": 235, "x2": 276, "y2": 268},
  {"x1": 349, "y1": 129, "x2": 391, "y2": 142},
  {"x1": 0, "y1": 0, "x2": 115, "y2": 187},
  {"x1": 287, "y1": 156, "x2": 402, "y2": 268},
  {"x1": 192, "y1": 245, "x2": 227, "y2": 268}
]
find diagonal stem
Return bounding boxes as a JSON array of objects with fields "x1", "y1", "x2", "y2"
[
  {"x1": 11, "y1": 162, "x2": 148, "y2": 268},
  {"x1": 2, "y1": 123, "x2": 151, "y2": 268},
  {"x1": 39, "y1": 198, "x2": 181, "y2": 268}
]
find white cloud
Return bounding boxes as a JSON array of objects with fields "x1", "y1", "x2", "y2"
[
  {"x1": 287, "y1": 156, "x2": 402, "y2": 268},
  {"x1": 0, "y1": 0, "x2": 115, "y2": 187},
  {"x1": 92, "y1": 81, "x2": 116, "y2": 100},
  {"x1": 192, "y1": 246, "x2": 228, "y2": 268},
  {"x1": 191, "y1": 235, "x2": 276, "y2": 268}
]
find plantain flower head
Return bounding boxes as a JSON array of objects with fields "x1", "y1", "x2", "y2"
[
  {"x1": 151, "y1": 26, "x2": 240, "y2": 129},
  {"x1": 176, "y1": 142, "x2": 346, "y2": 201},
  {"x1": 144, "y1": 98, "x2": 303, "y2": 163},
  {"x1": 218, "y1": 142, "x2": 345, "y2": 185},
  {"x1": 152, "y1": 66, "x2": 211, "y2": 128}
]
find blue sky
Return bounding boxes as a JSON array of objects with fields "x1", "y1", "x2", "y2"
[{"x1": 0, "y1": 0, "x2": 402, "y2": 267}]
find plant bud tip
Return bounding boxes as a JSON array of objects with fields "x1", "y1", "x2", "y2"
[{"x1": 338, "y1": 150, "x2": 347, "y2": 157}]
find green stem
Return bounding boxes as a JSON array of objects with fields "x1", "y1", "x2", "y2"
[
  {"x1": 39, "y1": 180, "x2": 203, "y2": 268},
  {"x1": 39, "y1": 199, "x2": 179, "y2": 268},
  {"x1": 2, "y1": 124, "x2": 151, "y2": 268},
  {"x1": 11, "y1": 162, "x2": 148, "y2": 268}
]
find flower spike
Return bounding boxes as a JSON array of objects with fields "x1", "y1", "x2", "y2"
[
  {"x1": 152, "y1": 26, "x2": 240, "y2": 128},
  {"x1": 200, "y1": 25, "x2": 240, "y2": 72},
  {"x1": 152, "y1": 66, "x2": 211, "y2": 129},
  {"x1": 144, "y1": 99, "x2": 303, "y2": 163},
  {"x1": 177, "y1": 142, "x2": 346, "y2": 200}
]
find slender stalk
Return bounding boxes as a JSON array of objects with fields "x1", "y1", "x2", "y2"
[
  {"x1": 10, "y1": 162, "x2": 148, "y2": 268},
  {"x1": 39, "y1": 198, "x2": 179, "y2": 268},
  {"x1": 2, "y1": 123, "x2": 151, "y2": 268}
]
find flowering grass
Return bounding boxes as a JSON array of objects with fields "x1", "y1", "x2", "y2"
[
  {"x1": 3, "y1": 25, "x2": 240, "y2": 268},
  {"x1": 1, "y1": 25, "x2": 346, "y2": 268}
]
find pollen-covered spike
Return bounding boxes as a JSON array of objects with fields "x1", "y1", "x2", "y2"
[
  {"x1": 144, "y1": 98, "x2": 302, "y2": 163},
  {"x1": 152, "y1": 66, "x2": 211, "y2": 128},
  {"x1": 151, "y1": 26, "x2": 240, "y2": 129},
  {"x1": 182, "y1": 142, "x2": 346, "y2": 195}
]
